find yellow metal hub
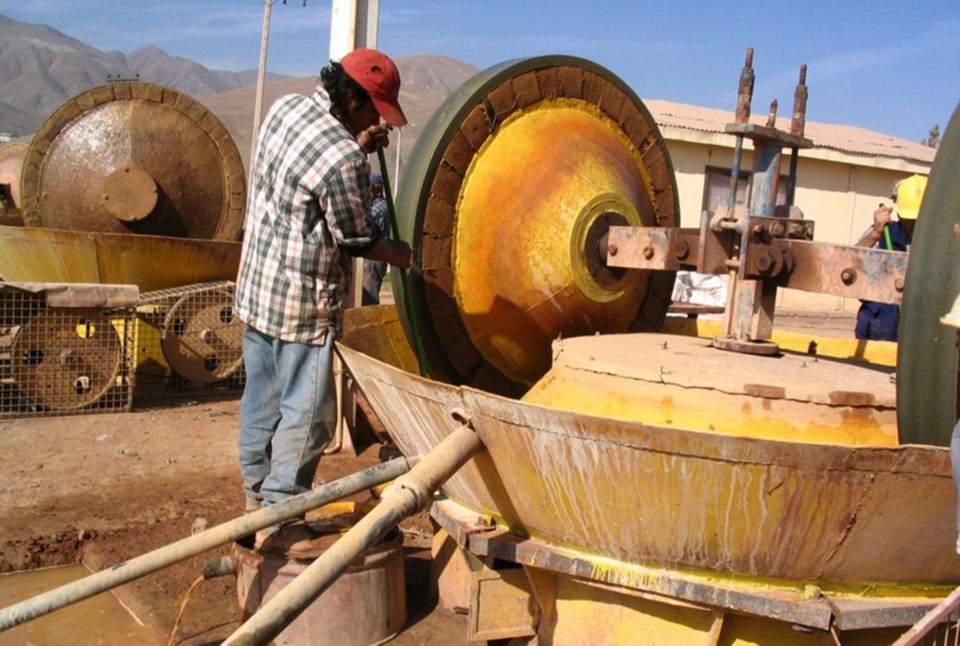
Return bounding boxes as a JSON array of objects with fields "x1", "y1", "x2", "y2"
[{"x1": 453, "y1": 101, "x2": 653, "y2": 384}]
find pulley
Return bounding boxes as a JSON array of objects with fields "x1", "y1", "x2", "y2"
[
  {"x1": 11, "y1": 308, "x2": 123, "y2": 410},
  {"x1": 160, "y1": 286, "x2": 243, "y2": 383}
]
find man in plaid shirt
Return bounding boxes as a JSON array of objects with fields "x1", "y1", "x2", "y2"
[{"x1": 234, "y1": 48, "x2": 411, "y2": 554}]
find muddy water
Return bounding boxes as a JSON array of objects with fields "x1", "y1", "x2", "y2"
[{"x1": 0, "y1": 564, "x2": 155, "y2": 645}]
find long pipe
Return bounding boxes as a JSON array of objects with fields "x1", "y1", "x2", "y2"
[
  {"x1": 223, "y1": 422, "x2": 483, "y2": 646},
  {"x1": 377, "y1": 147, "x2": 428, "y2": 375},
  {"x1": 0, "y1": 457, "x2": 413, "y2": 632}
]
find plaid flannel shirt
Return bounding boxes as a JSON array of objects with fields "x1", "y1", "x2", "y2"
[{"x1": 235, "y1": 87, "x2": 377, "y2": 344}]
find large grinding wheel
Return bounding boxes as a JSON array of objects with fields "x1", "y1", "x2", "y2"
[
  {"x1": 395, "y1": 56, "x2": 679, "y2": 395},
  {"x1": 897, "y1": 102, "x2": 960, "y2": 446},
  {"x1": 11, "y1": 308, "x2": 122, "y2": 410},
  {"x1": 161, "y1": 288, "x2": 244, "y2": 383},
  {"x1": 20, "y1": 82, "x2": 245, "y2": 240}
]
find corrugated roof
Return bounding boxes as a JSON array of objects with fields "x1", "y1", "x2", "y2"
[{"x1": 645, "y1": 99, "x2": 936, "y2": 166}]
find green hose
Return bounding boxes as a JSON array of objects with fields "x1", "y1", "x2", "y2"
[{"x1": 377, "y1": 147, "x2": 427, "y2": 376}]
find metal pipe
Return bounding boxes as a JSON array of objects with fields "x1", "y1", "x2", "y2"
[
  {"x1": 727, "y1": 48, "x2": 754, "y2": 220},
  {"x1": 223, "y1": 422, "x2": 483, "y2": 646},
  {"x1": 0, "y1": 457, "x2": 413, "y2": 632},
  {"x1": 377, "y1": 147, "x2": 428, "y2": 376}
]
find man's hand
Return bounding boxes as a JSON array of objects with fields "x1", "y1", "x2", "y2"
[
  {"x1": 364, "y1": 238, "x2": 411, "y2": 269},
  {"x1": 385, "y1": 239, "x2": 412, "y2": 269},
  {"x1": 357, "y1": 123, "x2": 392, "y2": 154},
  {"x1": 872, "y1": 205, "x2": 893, "y2": 232}
]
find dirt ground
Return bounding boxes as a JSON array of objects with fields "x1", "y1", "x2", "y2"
[{"x1": 0, "y1": 392, "x2": 470, "y2": 645}]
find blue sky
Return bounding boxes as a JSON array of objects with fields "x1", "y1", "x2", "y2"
[{"x1": 1, "y1": 0, "x2": 957, "y2": 143}]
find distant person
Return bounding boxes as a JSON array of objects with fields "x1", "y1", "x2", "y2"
[
  {"x1": 362, "y1": 172, "x2": 391, "y2": 305},
  {"x1": 854, "y1": 174, "x2": 927, "y2": 341},
  {"x1": 234, "y1": 48, "x2": 411, "y2": 555},
  {"x1": 940, "y1": 295, "x2": 960, "y2": 554}
]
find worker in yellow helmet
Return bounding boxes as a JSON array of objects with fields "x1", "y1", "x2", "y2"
[{"x1": 854, "y1": 174, "x2": 928, "y2": 341}]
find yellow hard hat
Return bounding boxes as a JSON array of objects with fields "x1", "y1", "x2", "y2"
[
  {"x1": 940, "y1": 295, "x2": 960, "y2": 329},
  {"x1": 894, "y1": 174, "x2": 927, "y2": 220}
]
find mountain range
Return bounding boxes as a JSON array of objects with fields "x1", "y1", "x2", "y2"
[{"x1": 0, "y1": 13, "x2": 480, "y2": 172}]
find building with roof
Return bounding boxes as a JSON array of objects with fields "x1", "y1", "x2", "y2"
[{"x1": 646, "y1": 99, "x2": 936, "y2": 311}]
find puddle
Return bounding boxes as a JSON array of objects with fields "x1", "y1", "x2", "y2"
[{"x1": 0, "y1": 564, "x2": 155, "y2": 645}]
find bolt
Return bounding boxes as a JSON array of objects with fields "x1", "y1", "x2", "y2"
[
  {"x1": 769, "y1": 222, "x2": 786, "y2": 237},
  {"x1": 608, "y1": 244, "x2": 618, "y2": 257},
  {"x1": 757, "y1": 253, "x2": 773, "y2": 273},
  {"x1": 894, "y1": 276, "x2": 905, "y2": 292},
  {"x1": 804, "y1": 222, "x2": 815, "y2": 239},
  {"x1": 841, "y1": 268, "x2": 857, "y2": 285},
  {"x1": 752, "y1": 224, "x2": 764, "y2": 235},
  {"x1": 673, "y1": 239, "x2": 690, "y2": 260},
  {"x1": 787, "y1": 222, "x2": 804, "y2": 237},
  {"x1": 643, "y1": 246, "x2": 655, "y2": 260}
]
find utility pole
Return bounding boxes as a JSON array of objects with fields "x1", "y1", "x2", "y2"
[{"x1": 250, "y1": 0, "x2": 280, "y2": 175}]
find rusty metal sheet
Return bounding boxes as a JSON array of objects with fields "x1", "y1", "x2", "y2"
[
  {"x1": 337, "y1": 341, "x2": 958, "y2": 595},
  {"x1": 460, "y1": 519, "x2": 835, "y2": 631},
  {"x1": 0, "y1": 225, "x2": 240, "y2": 292},
  {"x1": 606, "y1": 225, "x2": 683, "y2": 270},
  {"x1": 782, "y1": 239, "x2": 907, "y2": 304}
]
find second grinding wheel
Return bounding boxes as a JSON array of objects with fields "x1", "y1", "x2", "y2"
[{"x1": 20, "y1": 82, "x2": 246, "y2": 241}]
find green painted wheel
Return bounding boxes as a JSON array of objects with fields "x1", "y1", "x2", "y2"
[
  {"x1": 393, "y1": 56, "x2": 679, "y2": 396},
  {"x1": 897, "y1": 102, "x2": 960, "y2": 446}
]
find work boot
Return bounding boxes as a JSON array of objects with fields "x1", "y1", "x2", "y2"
[{"x1": 254, "y1": 520, "x2": 331, "y2": 559}]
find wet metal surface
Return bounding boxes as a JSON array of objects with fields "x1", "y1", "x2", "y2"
[
  {"x1": 0, "y1": 225, "x2": 240, "y2": 292},
  {"x1": 337, "y1": 341, "x2": 956, "y2": 593},
  {"x1": 20, "y1": 82, "x2": 245, "y2": 241}
]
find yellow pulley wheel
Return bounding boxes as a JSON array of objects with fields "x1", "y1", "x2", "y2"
[
  {"x1": 394, "y1": 56, "x2": 679, "y2": 394},
  {"x1": 161, "y1": 288, "x2": 244, "y2": 383},
  {"x1": 11, "y1": 308, "x2": 122, "y2": 410}
]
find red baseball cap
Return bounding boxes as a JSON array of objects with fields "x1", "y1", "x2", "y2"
[{"x1": 341, "y1": 48, "x2": 408, "y2": 127}]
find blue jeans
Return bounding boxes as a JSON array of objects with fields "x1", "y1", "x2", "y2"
[{"x1": 238, "y1": 325, "x2": 336, "y2": 508}]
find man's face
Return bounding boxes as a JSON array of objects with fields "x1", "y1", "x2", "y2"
[{"x1": 344, "y1": 94, "x2": 381, "y2": 137}]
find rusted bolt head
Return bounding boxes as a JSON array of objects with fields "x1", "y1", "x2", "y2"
[
  {"x1": 643, "y1": 246, "x2": 655, "y2": 260},
  {"x1": 769, "y1": 222, "x2": 786, "y2": 237},
  {"x1": 757, "y1": 253, "x2": 773, "y2": 273},
  {"x1": 673, "y1": 239, "x2": 690, "y2": 260},
  {"x1": 608, "y1": 244, "x2": 618, "y2": 257},
  {"x1": 841, "y1": 268, "x2": 857, "y2": 285},
  {"x1": 894, "y1": 276, "x2": 905, "y2": 292},
  {"x1": 787, "y1": 222, "x2": 804, "y2": 237}
]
